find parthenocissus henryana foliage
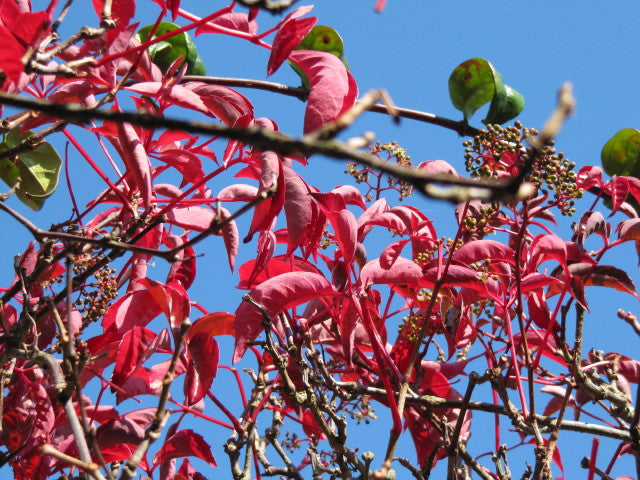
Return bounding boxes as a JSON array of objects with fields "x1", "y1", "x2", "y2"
[{"x1": 0, "y1": 1, "x2": 638, "y2": 480}]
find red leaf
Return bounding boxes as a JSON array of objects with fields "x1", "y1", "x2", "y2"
[
  {"x1": 267, "y1": 15, "x2": 317, "y2": 76},
  {"x1": 184, "y1": 83, "x2": 254, "y2": 126},
  {"x1": 217, "y1": 206, "x2": 239, "y2": 271},
  {"x1": 328, "y1": 209, "x2": 357, "y2": 265},
  {"x1": 139, "y1": 278, "x2": 191, "y2": 330},
  {"x1": 238, "y1": 255, "x2": 323, "y2": 289},
  {"x1": 218, "y1": 183, "x2": 258, "y2": 201},
  {"x1": 164, "y1": 235, "x2": 197, "y2": 289},
  {"x1": 331, "y1": 185, "x2": 367, "y2": 209},
  {"x1": 167, "y1": 206, "x2": 214, "y2": 232},
  {"x1": 233, "y1": 272, "x2": 339, "y2": 362},
  {"x1": 112, "y1": 327, "x2": 158, "y2": 387},
  {"x1": 520, "y1": 273, "x2": 563, "y2": 293},
  {"x1": 421, "y1": 264, "x2": 482, "y2": 290},
  {"x1": 245, "y1": 151, "x2": 285, "y2": 241},
  {"x1": 102, "y1": 289, "x2": 163, "y2": 333},
  {"x1": 289, "y1": 50, "x2": 358, "y2": 134},
  {"x1": 453, "y1": 239, "x2": 515, "y2": 265},
  {"x1": 152, "y1": 429, "x2": 217, "y2": 468},
  {"x1": 127, "y1": 82, "x2": 209, "y2": 113},
  {"x1": 116, "y1": 122, "x2": 153, "y2": 208},
  {"x1": 190, "y1": 312, "x2": 235, "y2": 337},
  {"x1": 576, "y1": 165, "x2": 603, "y2": 190},
  {"x1": 617, "y1": 218, "x2": 640, "y2": 241},
  {"x1": 575, "y1": 210, "x2": 609, "y2": 246},
  {"x1": 184, "y1": 332, "x2": 219, "y2": 404},
  {"x1": 529, "y1": 233, "x2": 568, "y2": 271},
  {"x1": 157, "y1": 149, "x2": 205, "y2": 187},
  {"x1": 195, "y1": 12, "x2": 258, "y2": 36},
  {"x1": 379, "y1": 239, "x2": 410, "y2": 269},
  {"x1": 416, "y1": 159, "x2": 459, "y2": 176},
  {"x1": 360, "y1": 257, "x2": 422, "y2": 287},
  {"x1": 283, "y1": 166, "x2": 314, "y2": 254},
  {"x1": 611, "y1": 176, "x2": 630, "y2": 215},
  {"x1": 0, "y1": 25, "x2": 27, "y2": 85},
  {"x1": 549, "y1": 263, "x2": 640, "y2": 299}
]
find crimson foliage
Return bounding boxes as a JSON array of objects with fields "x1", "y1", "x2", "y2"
[{"x1": 0, "y1": 2, "x2": 637, "y2": 480}]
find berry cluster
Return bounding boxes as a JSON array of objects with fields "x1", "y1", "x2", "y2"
[
  {"x1": 72, "y1": 253, "x2": 118, "y2": 327},
  {"x1": 346, "y1": 141, "x2": 413, "y2": 201},
  {"x1": 463, "y1": 122, "x2": 582, "y2": 215}
]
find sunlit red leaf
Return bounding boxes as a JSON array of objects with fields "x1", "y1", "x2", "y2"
[
  {"x1": 190, "y1": 312, "x2": 235, "y2": 337},
  {"x1": 102, "y1": 289, "x2": 163, "y2": 333},
  {"x1": 152, "y1": 429, "x2": 217, "y2": 468},
  {"x1": 184, "y1": 331, "x2": 219, "y2": 404},
  {"x1": 360, "y1": 257, "x2": 422, "y2": 287},
  {"x1": 233, "y1": 272, "x2": 338, "y2": 361},
  {"x1": 289, "y1": 50, "x2": 358, "y2": 134},
  {"x1": 116, "y1": 122, "x2": 153, "y2": 208},
  {"x1": 379, "y1": 238, "x2": 410, "y2": 269},
  {"x1": 267, "y1": 15, "x2": 316, "y2": 76},
  {"x1": 453, "y1": 239, "x2": 515, "y2": 265}
]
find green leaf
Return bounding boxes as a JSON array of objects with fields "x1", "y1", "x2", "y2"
[
  {"x1": 290, "y1": 25, "x2": 349, "y2": 91},
  {"x1": 296, "y1": 25, "x2": 345, "y2": 60},
  {"x1": 601, "y1": 128, "x2": 640, "y2": 178},
  {"x1": 0, "y1": 129, "x2": 62, "y2": 210},
  {"x1": 484, "y1": 84, "x2": 525, "y2": 125},
  {"x1": 448, "y1": 57, "x2": 524, "y2": 124},
  {"x1": 136, "y1": 22, "x2": 206, "y2": 76}
]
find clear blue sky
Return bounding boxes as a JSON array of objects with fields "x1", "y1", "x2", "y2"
[{"x1": 1, "y1": 1, "x2": 639, "y2": 478}]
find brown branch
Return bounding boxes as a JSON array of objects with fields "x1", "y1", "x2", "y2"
[
  {"x1": 335, "y1": 381, "x2": 632, "y2": 442},
  {"x1": 0, "y1": 91, "x2": 528, "y2": 204},
  {"x1": 182, "y1": 75, "x2": 479, "y2": 136}
]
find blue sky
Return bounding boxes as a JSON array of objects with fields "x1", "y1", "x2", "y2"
[{"x1": 1, "y1": 0, "x2": 639, "y2": 478}]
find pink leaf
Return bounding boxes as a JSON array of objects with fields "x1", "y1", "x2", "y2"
[
  {"x1": 217, "y1": 206, "x2": 239, "y2": 271},
  {"x1": 453, "y1": 239, "x2": 515, "y2": 266},
  {"x1": 126, "y1": 82, "x2": 209, "y2": 114},
  {"x1": 238, "y1": 255, "x2": 323, "y2": 290},
  {"x1": 116, "y1": 122, "x2": 152, "y2": 208},
  {"x1": 184, "y1": 83, "x2": 254, "y2": 126},
  {"x1": 152, "y1": 429, "x2": 216, "y2": 468},
  {"x1": 233, "y1": 272, "x2": 339, "y2": 361},
  {"x1": 360, "y1": 257, "x2": 422, "y2": 287},
  {"x1": 289, "y1": 50, "x2": 358, "y2": 134},
  {"x1": 421, "y1": 264, "x2": 482, "y2": 290},
  {"x1": 283, "y1": 166, "x2": 314, "y2": 254},
  {"x1": 166, "y1": 206, "x2": 214, "y2": 232},
  {"x1": 267, "y1": 15, "x2": 317, "y2": 76},
  {"x1": 218, "y1": 183, "x2": 258, "y2": 201},
  {"x1": 245, "y1": 151, "x2": 285, "y2": 241},
  {"x1": 416, "y1": 159, "x2": 459, "y2": 177},
  {"x1": 331, "y1": 185, "x2": 367, "y2": 209}
]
